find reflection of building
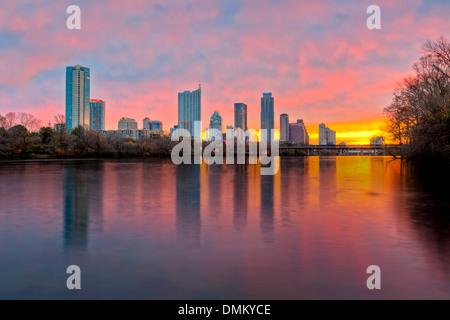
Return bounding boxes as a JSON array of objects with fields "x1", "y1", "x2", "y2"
[
  {"x1": 89, "y1": 99, "x2": 105, "y2": 131},
  {"x1": 233, "y1": 165, "x2": 248, "y2": 231},
  {"x1": 63, "y1": 162, "x2": 104, "y2": 249},
  {"x1": 260, "y1": 173, "x2": 275, "y2": 243},
  {"x1": 280, "y1": 114, "x2": 289, "y2": 142},
  {"x1": 118, "y1": 117, "x2": 138, "y2": 130},
  {"x1": 176, "y1": 165, "x2": 201, "y2": 249},
  {"x1": 261, "y1": 93, "x2": 274, "y2": 141},
  {"x1": 234, "y1": 103, "x2": 247, "y2": 131},
  {"x1": 289, "y1": 119, "x2": 309, "y2": 145},
  {"x1": 319, "y1": 123, "x2": 336, "y2": 145},
  {"x1": 370, "y1": 136, "x2": 384, "y2": 146},
  {"x1": 66, "y1": 65, "x2": 90, "y2": 131},
  {"x1": 178, "y1": 85, "x2": 201, "y2": 138}
]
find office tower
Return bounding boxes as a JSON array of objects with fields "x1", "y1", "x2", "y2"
[
  {"x1": 170, "y1": 125, "x2": 179, "y2": 136},
  {"x1": 370, "y1": 136, "x2": 384, "y2": 145},
  {"x1": 118, "y1": 117, "x2": 138, "y2": 130},
  {"x1": 66, "y1": 65, "x2": 90, "y2": 131},
  {"x1": 261, "y1": 93, "x2": 274, "y2": 141},
  {"x1": 319, "y1": 123, "x2": 336, "y2": 145},
  {"x1": 234, "y1": 103, "x2": 247, "y2": 131},
  {"x1": 280, "y1": 114, "x2": 289, "y2": 141},
  {"x1": 289, "y1": 119, "x2": 309, "y2": 145},
  {"x1": 209, "y1": 111, "x2": 222, "y2": 132},
  {"x1": 150, "y1": 120, "x2": 163, "y2": 132},
  {"x1": 178, "y1": 84, "x2": 201, "y2": 138},
  {"x1": 89, "y1": 99, "x2": 105, "y2": 131},
  {"x1": 143, "y1": 117, "x2": 151, "y2": 130}
]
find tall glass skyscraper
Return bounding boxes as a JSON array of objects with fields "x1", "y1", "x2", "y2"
[
  {"x1": 234, "y1": 103, "x2": 247, "y2": 131},
  {"x1": 280, "y1": 114, "x2": 289, "y2": 141},
  {"x1": 261, "y1": 93, "x2": 274, "y2": 140},
  {"x1": 66, "y1": 65, "x2": 90, "y2": 131},
  {"x1": 89, "y1": 99, "x2": 105, "y2": 131},
  {"x1": 178, "y1": 84, "x2": 201, "y2": 138}
]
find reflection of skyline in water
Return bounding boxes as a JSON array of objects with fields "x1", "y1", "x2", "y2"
[
  {"x1": 260, "y1": 171, "x2": 275, "y2": 244},
  {"x1": 233, "y1": 164, "x2": 248, "y2": 232},
  {"x1": 63, "y1": 161, "x2": 104, "y2": 249},
  {"x1": 176, "y1": 164, "x2": 201, "y2": 249},
  {"x1": 1, "y1": 158, "x2": 450, "y2": 298}
]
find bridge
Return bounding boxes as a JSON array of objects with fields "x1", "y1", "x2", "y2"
[{"x1": 279, "y1": 144, "x2": 401, "y2": 156}]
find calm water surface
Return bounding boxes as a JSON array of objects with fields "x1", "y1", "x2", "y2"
[{"x1": 0, "y1": 157, "x2": 449, "y2": 299}]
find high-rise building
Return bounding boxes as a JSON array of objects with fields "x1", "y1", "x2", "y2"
[
  {"x1": 143, "y1": 117, "x2": 151, "y2": 130},
  {"x1": 150, "y1": 120, "x2": 163, "y2": 132},
  {"x1": 234, "y1": 103, "x2": 247, "y2": 131},
  {"x1": 209, "y1": 111, "x2": 222, "y2": 132},
  {"x1": 280, "y1": 114, "x2": 289, "y2": 142},
  {"x1": 370, "y1": 136, "x2": 384, "y2": 145},
  {"x1": 261, "y1": 93, "x2": 274, "y2": 141},
  {"x1": 289, "y1": 119, "x2": 309, "y2": 145},
  {"x1": 89, "y1": 99, "x2": 105, "y2": 131},
  {"x1": 66, "y1": 65, "x2": 90, "y2": 131},
  {"x1": 319, "y1": 123, "x2": 336, "y2": 145},
  {"x1": 207, "y1": 111, "x2": 222, "y2": 141},
  {"x1": 118, "y1": 117, "x2": 138, "y2": 130},
  {"x1": 178, "y1": 84, "x2": 201, "y2": 138}
]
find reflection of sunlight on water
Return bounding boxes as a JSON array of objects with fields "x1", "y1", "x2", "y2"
[{"x1": 0, "y1": 157, "x2": 450, "y2": 299}]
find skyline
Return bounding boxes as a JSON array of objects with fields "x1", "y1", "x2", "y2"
[{"x1": 1, "y1": 1, "x2": 450, "y2": 144}]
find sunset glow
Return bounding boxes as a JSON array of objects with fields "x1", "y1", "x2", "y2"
[{"x1": 0, "y1": 1, "x2": 449, "y2": 142}]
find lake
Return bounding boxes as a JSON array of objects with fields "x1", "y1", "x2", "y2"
[{"x1": 0, "y1": 157, "x2": 449, "y2": 299}]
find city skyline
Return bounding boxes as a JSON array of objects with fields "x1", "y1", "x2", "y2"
[{"x1": 1, "y1": 1, "x2": 449, "y2": 144}]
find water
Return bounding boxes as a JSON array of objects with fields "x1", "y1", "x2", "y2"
[{"x1": 0, "y1": 157, "x2": 449, "y2": 299}]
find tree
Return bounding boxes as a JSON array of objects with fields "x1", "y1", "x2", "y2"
[
  {"x1": 0, "y1": 114, "x2": 6, "y2": 128},
  {"x1": 39, "y1": 127, "x2": 55, "y2": 145},
  {"x1": 4, "y1": 112, "x2": 17, "y2": 130},
  {"x1": 8, "y1": 124, "x2": 30, "y2": 154},
  {"x1": 18, "y1": 112, "x2": 43, "y2": 132},
  {"x1": 383, "y1": 37, "x2": 450, "y2": 159}
]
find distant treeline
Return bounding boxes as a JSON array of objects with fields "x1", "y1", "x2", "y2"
[
  {"x1": 0, "y1": 114, "x2": 176, "y2": 158},
  {"x1": 383, "y1": 37, "x2": 450, "y2": 160}
]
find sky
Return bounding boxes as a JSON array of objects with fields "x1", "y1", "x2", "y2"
[{"x1": 0, "y1": 0, "x2": 449, "y2": 144}]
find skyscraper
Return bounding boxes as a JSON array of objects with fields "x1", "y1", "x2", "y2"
[
  {"x1": 234, "y1": 103, "x2": 247, "y2": 131},
  {"x1": 118, "y1": 117, "x2": 138, "y2": 130},
  {"x1": 289, "y1": 119, "x2": 309, "y2": 145},
  {"x1": 143, "y1": 117, "x2": 151, "y2": 130},
  {"x1": 261, "y1": 93, "x2": 274, "y2": 141},
  {"x1": 89, "y1": 99, "x2": 105, "y2": 131},
  {"x1": 178, "y1": 84, "x2": 201, "y2": 138},
  {"x1": 209, "y1": 111, "x2": 222, "y2": 132},
  {"x1": 319, "y1": 123, "x2": 336, "y2": 145},
  {"x1": 66, "y1": 65, "x2": 90, "y2": 131},
  {"x1": 150, "y1": 120, "x2": 163, "y2": 132},
  {"x1": 280, "y1": 114, "x2": 289, "y2": 142}
]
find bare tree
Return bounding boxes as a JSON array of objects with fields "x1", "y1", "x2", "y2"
[
  {"x1": 0, "y1": 114, "x2": 6, "y2": 128},
  {"x1": 18, "y1": 112, "x2": 43, "y2": 132},
  {"x1": 384, "y1": 37, "x2": 450, "y2": 158},
  {"x1": 4, "y1": 112, "x2": 17, "y2": 130},
  {"x1": 54, "y1": 113, "x2": 65, "y2": 125}
]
